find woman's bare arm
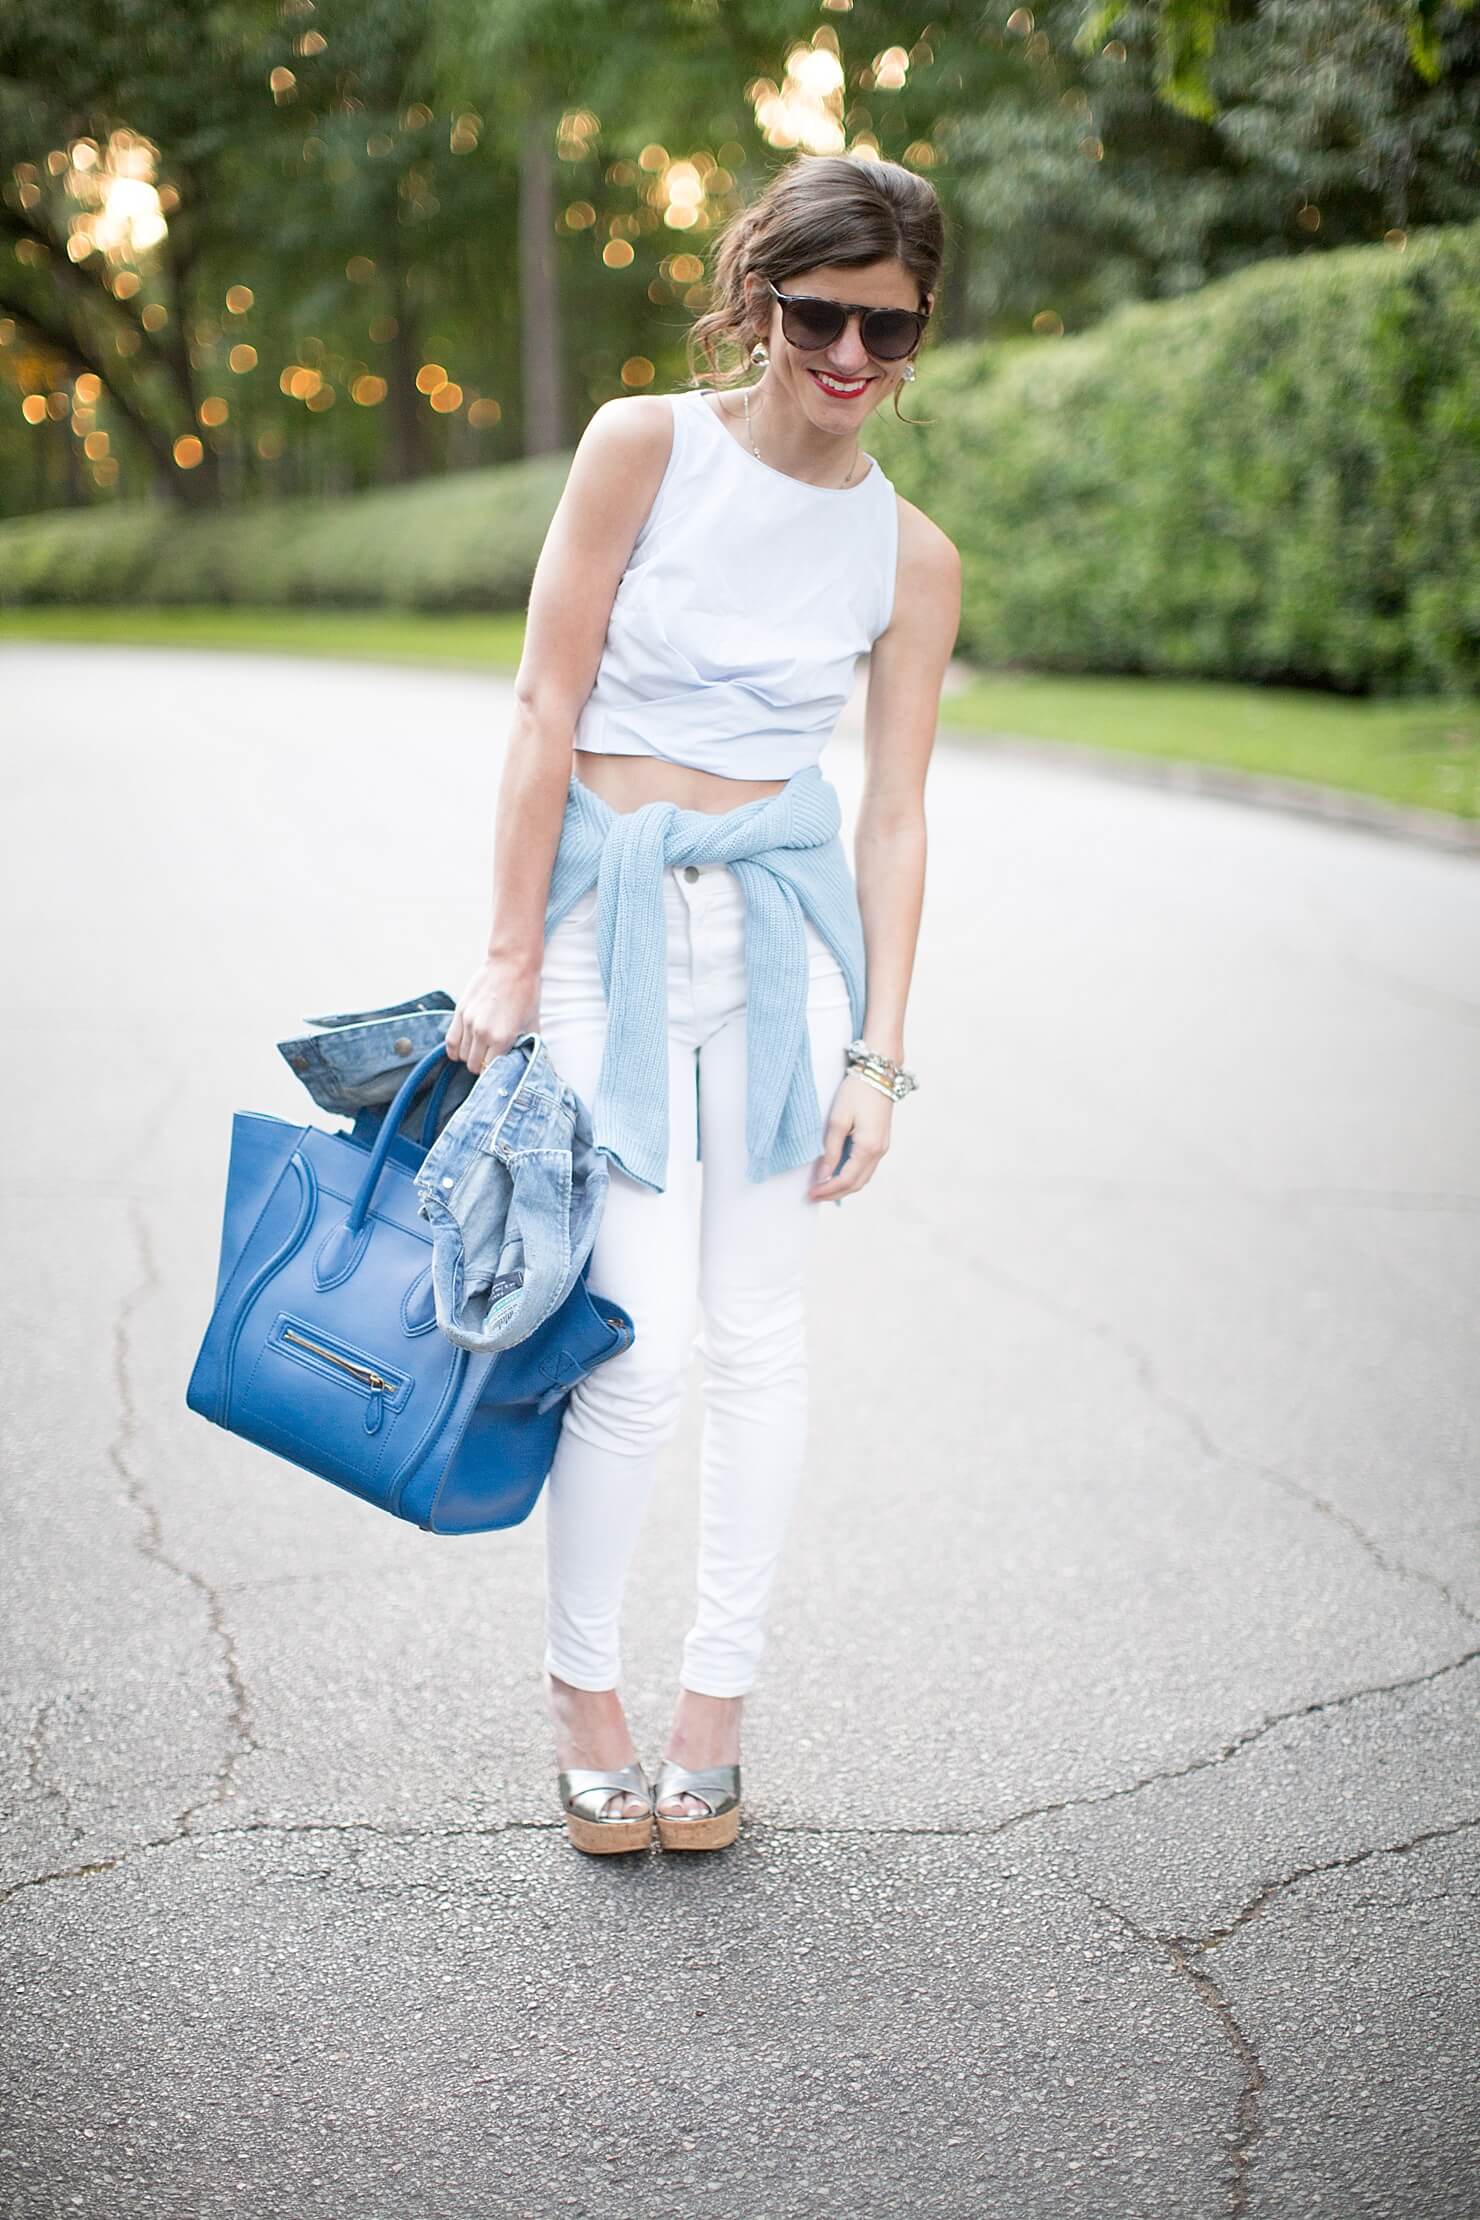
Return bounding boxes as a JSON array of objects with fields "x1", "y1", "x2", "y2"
[
  {"x1": 808, "y1": 498, "x2": 961, "y2": 1201},
  {"x1": 854, "y1": 499, "x2": 960, "y2": 1062},
  {"x1": 445, "y1": 395, "x2": 675, "y2": 1072}
]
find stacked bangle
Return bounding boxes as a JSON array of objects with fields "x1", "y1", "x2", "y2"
[{"x1": 844, "y1": 1038, "x2": 919, "y2": 1104}]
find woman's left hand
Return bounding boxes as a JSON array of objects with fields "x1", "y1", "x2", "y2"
[{"x1": 808, "y1": 1070, "x2": 893, "y2": 1202}]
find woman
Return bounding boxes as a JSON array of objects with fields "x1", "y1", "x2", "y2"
[{"x1": 445, "y1": 152, "x2": 961, "y2": 1853}]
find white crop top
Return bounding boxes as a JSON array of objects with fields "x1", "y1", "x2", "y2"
[{"x1": 573, "y1": 386, "x2": 899, "y2": 780}]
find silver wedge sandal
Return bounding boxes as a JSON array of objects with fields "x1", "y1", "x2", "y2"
[
  {"x1": 652, "y1": 1758, "x2": 743, "y2": 1851},
  {"x1": 557, "y1": 1760, "x2": 654, "y2": 1854}
]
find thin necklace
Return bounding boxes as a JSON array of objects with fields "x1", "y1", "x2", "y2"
[{"x1": 740, "y1": 381, "x2": 865, "y2": 490}]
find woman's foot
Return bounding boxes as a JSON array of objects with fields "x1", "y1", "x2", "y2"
[
  {"x1": 659, "y1": 1687, "x2": 744, "y2": 1817},
  {"x1": 546, "y1": 1671, "x2": 647, "y2": 1819}
]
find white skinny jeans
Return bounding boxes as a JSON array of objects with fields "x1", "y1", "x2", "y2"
[{"x1": 535, "y1": 854, "x2": 856, "y2": 1698}]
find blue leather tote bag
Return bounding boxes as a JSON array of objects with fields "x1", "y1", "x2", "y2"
[{"x1": 185, "y1": 1043, "x2": 635, "y2": 1534}]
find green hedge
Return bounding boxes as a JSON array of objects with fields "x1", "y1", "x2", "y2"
[
  {"x1": 0, "y1": 451, "x2": 569, "y2": 613},
  {"x1": 2, "y1": 220, "x2": 1476, "y2": 693},
  {"x1": 866, "y1": 219, "x2": 1480, "y2": 697}
]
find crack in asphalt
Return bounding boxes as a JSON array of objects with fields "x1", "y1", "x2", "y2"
[
  {"x1": 0, "y1": 1816, "x2": 563, "y2": 1904},
  {"x1": 21, "y1": 1699, "x2": 85, "y2": 1848},
  {"x1": 11, "y1": 1775, "x2": 1480, "y2": 1894},
  {"x1": 1227, "y1": 1447, "x2": 1477, "y2": 1631},
  {"x1": 1080, "y1": 1812, "x2": 1480, "y2": 2217},
  {"x1": 978, "y1": 1642, "x2": 1480, "y2": 1835},
  {"x1": 1170, "y1": 1809, "x2": 1480, "y2": 1953},
  {"x1": 915, "y1": 1219, "x2": 1478, "y2": 1629},
  {"x1": 111, "y1": 1202, "x2": 261, "y2": 1822},
  {"x1": 766, "y1": 1643, "x2": 1480, "y2": 1842},
  {"x1": 0, "y1": 1200, "x2": 269, "y2": 1908},
  {"x1": 7, "y1": 1647, "x2": 1476, "y2": 1895},
  {"x1": 1085, "y1": 1891, "x2": 1265, "y2": 2219}
]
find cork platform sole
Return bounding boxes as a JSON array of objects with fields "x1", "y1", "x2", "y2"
[
  {"x1": 557, "y1": 1761, "x2": 654, "y2": 1856},
  {"x1": 652, "y1": 1758, "x2": 743, "y2": 1852},
  {"x1": 563, "y1": 1806, "x2": 654, "y2": 1854}
]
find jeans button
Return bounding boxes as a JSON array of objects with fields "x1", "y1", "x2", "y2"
[{"x1": 682, "y1": 865, "x2": 700, "y2": 882}]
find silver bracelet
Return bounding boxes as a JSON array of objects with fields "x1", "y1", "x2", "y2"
[{"x1": 844, "y1": 1038, "x2": 919, "y2": 1103}]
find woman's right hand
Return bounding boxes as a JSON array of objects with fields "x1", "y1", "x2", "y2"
[{"x1": 444, "y1": 955, "x2": 541, "y2": 1076}]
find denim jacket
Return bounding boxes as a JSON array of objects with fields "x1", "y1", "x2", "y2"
[
  {"x1": 277, "y1": 990, "x2": 475, "y2": 1128},
  {"x1": 275, "y1": 998, "x2": 610, "y2": 1357},
  {"x1": 412, "y1": 1030, "x2": 609, "y2": 1356}
]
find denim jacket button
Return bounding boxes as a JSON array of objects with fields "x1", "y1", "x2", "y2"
[{"x1": 393, "y1": 1037, "x2": 414, "y2": 1055}]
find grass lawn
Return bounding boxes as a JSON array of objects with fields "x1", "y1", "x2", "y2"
[
  {"x1": 0, "y1": 604, "x2": 528, "y2": 670},
  {"x1": 3, "y1": 606, "x2": 1476, "y2": 820},
  {"x1": 942, "y1": 672, "x2": 1480, "y2": 821}
]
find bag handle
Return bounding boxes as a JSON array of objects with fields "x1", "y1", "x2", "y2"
[
  {"x1": 348, "y1": 1033, "x2": 543, "y2": 1232},
  {"x1": 418, "y1": 1050, "x2": 463, "y2": 1147},
  {"x1": 348, "y1": 1043, "x2": 458, "y2": 1232}
]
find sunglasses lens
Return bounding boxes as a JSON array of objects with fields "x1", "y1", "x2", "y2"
[
  {"x1": 861, "y1": 311, "x2": 921, "y2": 360},
  {"x1": 780, "y1": 300, "x2": 846, "y2": 350}
]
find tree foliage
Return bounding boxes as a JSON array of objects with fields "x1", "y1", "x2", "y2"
[
  {"x1": 1077, "y1": 0, "x2": 1476, "y2": 114},
  {"x1": 950, "y1": 0, "x2": 1480, "y2": 329}
]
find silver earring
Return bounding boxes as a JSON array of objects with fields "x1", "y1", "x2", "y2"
[
  {"x1": 750, "y1": 340, "x2": 769, "y2": 364},
  {"x1": 902, "y1": 360, "x2": 916, "y2": 382}
]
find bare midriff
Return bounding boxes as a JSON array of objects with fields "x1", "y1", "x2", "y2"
[{"x1": 572, "y1": 748, "x2": 789, "y2": 819}]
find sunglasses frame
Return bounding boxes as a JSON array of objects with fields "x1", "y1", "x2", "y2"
[{"x1": 764, "y1": 279, "x2": 930, "y2": 363}]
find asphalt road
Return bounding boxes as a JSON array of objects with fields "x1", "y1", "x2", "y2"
[{"x1": 3, "y1": 642, "x2": 1478, "y2": 2220}]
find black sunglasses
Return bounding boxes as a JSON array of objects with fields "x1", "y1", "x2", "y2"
[{"x1": 765, "y1": 279, "x2": 929, "y2": 363}]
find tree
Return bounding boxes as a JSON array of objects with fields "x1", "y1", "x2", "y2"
[
  {"x1": 947, "y1": 0, "x2": 1480, "y2": 331},
  {"x1": 0, "y1": 1, "x2": 288, "y2": 501},
  {"x1": 1077, "y1": 0, "x2": 1477, "y2": 118}
]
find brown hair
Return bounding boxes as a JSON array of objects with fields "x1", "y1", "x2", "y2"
[{"x1": 685, "y1": 153, "x2": 946, "y2": 423}]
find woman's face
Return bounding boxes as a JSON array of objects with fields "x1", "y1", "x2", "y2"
[{"x1": 746, "y1": 256, "x2": 928, "y2": 425}]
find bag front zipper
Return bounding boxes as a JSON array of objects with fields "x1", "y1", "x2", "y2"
[
  {"x1": 282, "y1": 1328, "x2": 394, "y2": 1391},
  {"x1": 273, "y1": 1320, "x2": 405, "y2": 1434}
]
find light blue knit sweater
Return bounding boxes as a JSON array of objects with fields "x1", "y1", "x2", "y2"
[{"x1": 542, "y1": 767, "x2": 868, "y2": 1193}]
